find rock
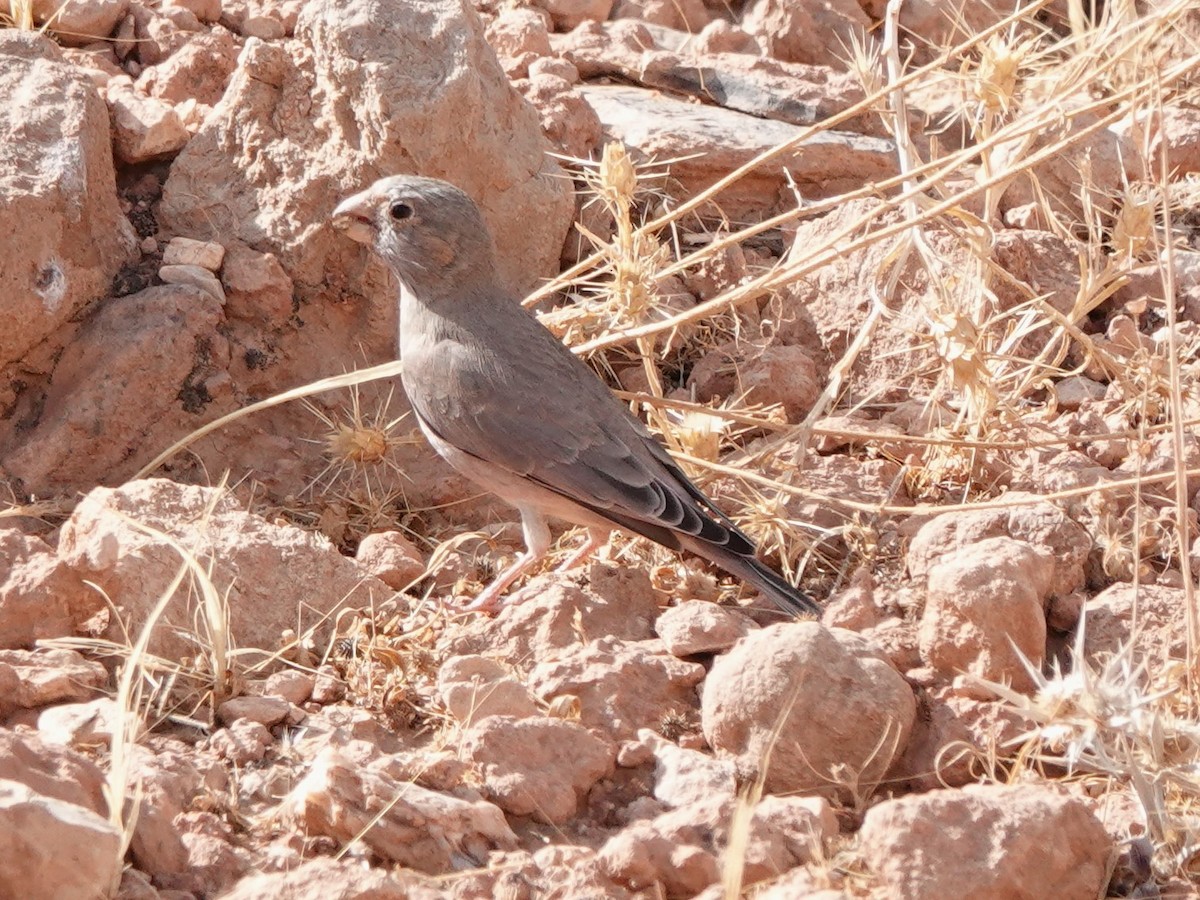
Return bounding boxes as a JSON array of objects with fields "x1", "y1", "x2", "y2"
[
  {"x1": 158, "y1": 263, "x2": 227, "y2": 302},
  {"x1": 219, "y1": 241, "x2": 294, "y2": 325},
  {"x1": 0, "y1": 33, "x2": 136, "y2": 385},
  {"x1": 612, "y1": 0, "x2": 709, "y2": 31},
  {"x1": 211, "y1": 719, "x2": 274, "y2": 764},
  {"x1": 163, "y1": 236, "x2": 226, "y2": 271},
  {"x1": 0, "y1": 529, "x2": 91, "y2": 649},
  {"x1": 33, "y1": 0, "x2": 129, "y2": 44},
  {"x1": 220, "y1": 857, "x2": 442, "y2": 900},
  {"x1": 159, "y1": 0, "x2": 573, "y2": 304},
  {"x1": 529, "y1": 638, "x2": 705, "y2": 742},
  {"x1": 532, "y1": 0, "x2": 613, "y2": 31},
  {"x1": 892, "y1": 685, "x2": 1023, "y2": 791},
  {"x1": 860, "y1": 784, "x2": 1112, "y2": 900},
  {"x1": 437, "y1": 655, "x2": 539, "y2": 725},
  {"x1": 106, "y1": 82, "x2": 190, "y2": 162},
  {"x1": 57, "y1": 479, "x2": 395, "y2": 662},
  {"x1": 218, "y1": 695, "x2": 291, "y2": 727},
  {"x1": 139, "y1": 28, "x2": 239, "y2": 106},
  {"x1": 579, "y1": 84, "x2": 896, "y2": 220},
  {"x1": 740, "y1": 0, "x2": 871, "y2": 67},
  {"x1": 355, "y1": 531, "x2": 426, "y2": 591},
  {"x1": 518, "y1": 72, "x2": 603, "y2": 159},
  {"x1": 486, "y1": 7, "x2": 552, "y2": 79},
  {"x1": 286, "y1": 749, "x2": 518, "y2": 872},
  {"x1": 701, "y1": 622, "x2": 916, "y2": 800},
  {"x1": 0, "y1": 779, "x2": 123, "y2": 899},
  {"x1": 241, "y1": 14, "x2": 286, "y2": 38},
  {"x1": 693, "y1": 19, "x2": 759, "y2": 55},
  {"x1": 126, "y1": 2, "x2": 205, "y2": 66},
  {"x1": 555, "y1": 25, "x2": 876, "y2": 132},
  {"x1": 919, "y1": 537, "x2": 1053, "y2": 691},
  {"x1": 687, "y1": 341, "x2": 823, "y2": 421},
  {"x1": 655, "y1": 600, "x2": 753, "y2": 656},
  {"x1": 1, "y1": 286, "x2": 231, "y2": 496},
  {"x1": 442, "y1": 566, "x2": 660, "y2": 662},
  {"x1": 0, "y1": 729, "x2": 107, "y2": 816},
  {"x1": 907, "y1": 498, "x2": 1091, "y2": 598},
  {"x1": 37, "y1": 697, "x2": 120, "y2": 746},
  {"x1": 598, "y1": 793, "x2": 835, "y2": 895},
  {"x1": 0, "y1": 649, "x2": 106, "y2": 716},
  {"x1": 167, "y1": 0, "x2": 222, "y2": 23},
  {"x1": 642, "y1": 731, "x2": 737, "y2": 808},
  {"x1": 1082, "y1": 583, "x2": 1187, "y2": 665},
  {"x1": 460, "y1": 716, "x2": 616, "y2": 824},
  {"x1": 262, "y1": 669, "x2": 315, "y2": 705}
]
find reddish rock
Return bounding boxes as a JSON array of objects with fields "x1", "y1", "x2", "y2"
[
  {"x1": 159, "y1": 0, "x2": 573, "y2": 302},
  {"x1": 0, "y1": 729, "x2": 107, "y2": 816},
  {"x1": 355, "y1": 530, "x2": 426, "y2": 591},
  {"x1": 0, "y1": 780, "x2": 123, "y2": 899},
  {"x1": 286, "y1": 750, "x2": 518, "y2": 873},
  {"x1": 529, "y1": 638, "x2": 705, "y2": 742},
  {"x1": 1, "y1": 286, "x2": 231, "y2": 495},
  {"x1": 0, "y1": 33, "x2": 137, "y2": 390},
  {"x1": 740, "y1": 0, "x2": 870, "y2": 67},
  {"x1": 655, "y1": 600, "x2": 754, "y2": 656},
  {"x1": 919, "y1": 537, "x2": 1052, "y2": 691},
  {"x1": 442, "y1": 565, "x2": 660, "y2": 662},
  {"x1": 57, "y1": 479, "x2": 394, "y2": 663},
  {"x1": 461, "y1": 715, "x2": 616, "y2": 824},
  {"x1": 860, "y1": 784, "x2": 1111, "y2": 900},
  {"x1": 437, "y1": 655, "x2": 539, "y2": 725},
  {"x1": 0, "y1": 530, "x2": 93, "y2": 650},
  {"x1": 907, "y1": 498, "x2": 1091, "y2": 598},
  {"x1": 702, "y1": 622, "x2": 916, "y2": 800}
]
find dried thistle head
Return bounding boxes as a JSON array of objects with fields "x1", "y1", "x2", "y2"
[{"x1": 972, "y1": 34, "x2": 1035, "y2": 117}]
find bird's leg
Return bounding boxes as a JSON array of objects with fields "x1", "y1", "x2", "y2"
[
  {"x1": 555, "y1": 527, "x2": 610, "y2": 573},
  {"x1": 459, "y1": 507, "x2": 551, "y2": 613}
]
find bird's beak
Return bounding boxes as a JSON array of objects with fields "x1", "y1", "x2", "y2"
[{"x1": 331, "y1": 190, "x2": 377, "y2": 245}]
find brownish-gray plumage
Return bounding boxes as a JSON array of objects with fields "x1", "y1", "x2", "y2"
[{"x1": 332, "y1": 175, "x2": 817, "y2": 615}]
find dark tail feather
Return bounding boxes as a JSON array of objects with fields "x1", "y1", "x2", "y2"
[{"x1": 721, "y1": 553, "x2": 820, "y2": 616}]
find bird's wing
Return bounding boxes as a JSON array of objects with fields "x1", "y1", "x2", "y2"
[{"x1": 401, "y1": 298, "x2": 754, "y2": 553}]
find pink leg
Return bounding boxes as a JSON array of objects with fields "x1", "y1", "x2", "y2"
[
  {"x1": 458, "y1": 506, "x2": 551, "y2": 613},
  {"x1": 555, "y1": 527, "x2": 610, "y2": 573}
]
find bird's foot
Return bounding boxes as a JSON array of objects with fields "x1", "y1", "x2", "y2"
[
  {"x1": 454, "y1": 550, "x2": 539, "y2": 614},
  {"x1": 554, "y1": 527, "x2": 609, "y2": 573}
]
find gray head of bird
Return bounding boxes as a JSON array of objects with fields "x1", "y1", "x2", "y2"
[{"x1": 331, "y1": 175, "x2": 497, "y2": 298}]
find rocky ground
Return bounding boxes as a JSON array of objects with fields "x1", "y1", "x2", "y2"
[{"x1": 2, "y1": 0, "x2": 1200, "y2": 897}]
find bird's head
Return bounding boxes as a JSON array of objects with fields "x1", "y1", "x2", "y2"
[{"x1": 331, "y1": 175, "x2": 497, "y2": 299}]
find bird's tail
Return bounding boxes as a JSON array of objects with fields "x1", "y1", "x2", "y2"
[{"x1": 682, "y1": 536, "x2": 819, "y2": 616}]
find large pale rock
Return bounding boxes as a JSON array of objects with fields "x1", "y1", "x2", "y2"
[
  {"x1": 580, "y1": 84, "x2": 896, "y2": 220},
  {"x1": 702, "y1": 622, "x2": 916, "y2": 800},
  {"x1": 159, "y1": 0, "x2": 572, "y2": 304},
  {"x1": 860, "y1": 784, "x2": 1111, "y2": 900},
  {"x1": 0, "y1": 33, "x2": 136, "y2": 390},
  {"x1": 907, "y1": 498, "x2": 1091, "y2": 598},
  {"x1": 286, "y1": 749, "x2": 518, "y2": 872},
  {"x1": 0, "y1": 779, "x2": 123, "y2": 900},
  {"x1": 740, "y1": 0, "x2": 871, "y2": 68},
  {"x1": 32, "y1": 0, "x2": 129, "y2": 44},
  {"x1": 57, "y1": 479, "x2": 394, "y2": 661},
  {"x1": 529, "y1": 638, "x2": 705, "y2": 742},
  {"x1": 1, "y1": 286, "x2": 233, "y2": 496},
  {"x1": 919, "y1": 537, "x2": 1052, "y2": 691},
  {"x1": 0, "y1": 729, "x2": 107, "y2": 816},
  {"x1": 222, "y1": 857, "x2": 443, "y2": 899},
  {"x1": 460, "y1": 716, "x2": 615, "y2": 824},
  {"x1": 0, "y1": 528, "x2": 91, "y2": 648}
]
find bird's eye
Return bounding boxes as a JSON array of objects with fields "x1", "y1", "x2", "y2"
[{"x1": 389, "y1": 201, "x2": 414, "y2": 221}]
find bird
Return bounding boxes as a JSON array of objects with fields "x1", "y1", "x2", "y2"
[{"x1": 331, "y1": 175, "x2": 818, "y2": 616}]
